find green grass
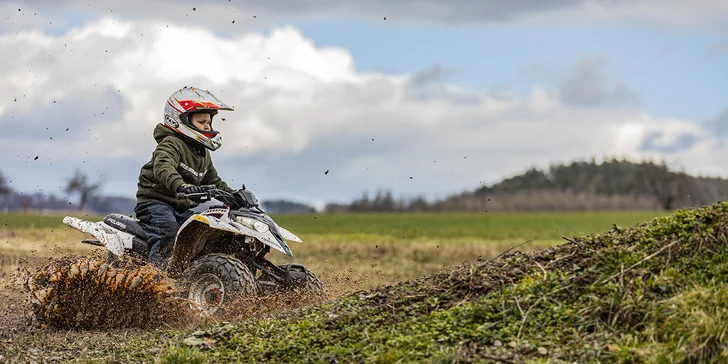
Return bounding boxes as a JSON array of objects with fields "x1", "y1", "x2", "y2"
[
  {"x1": 1, "y1": 210, "x2": 668, "y2": 243},
  {"x1": 271, "y1": 211, "x2": 670, "y2": 241}
]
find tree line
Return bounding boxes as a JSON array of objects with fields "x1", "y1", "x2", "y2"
[
  {"x1": 3, "y1": 158, "x2": 728, "y2": 214},
  {"x1": 324, "y1": 158, "x2": 728, "y2": 212},
  {"x1": 0, "y1": 169, "x2": 117, "y2": 213}
]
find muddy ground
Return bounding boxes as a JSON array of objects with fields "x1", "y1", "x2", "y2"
[{"x1": 1, "y1": 227, "x2": 540, "y2": 362}]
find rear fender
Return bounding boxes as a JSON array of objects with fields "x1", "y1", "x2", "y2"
[{"x1": 62, "y1": 216, "x2": 134, "y2": 256}]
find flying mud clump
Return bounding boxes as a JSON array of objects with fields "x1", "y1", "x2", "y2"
[{"x1": 25, "y1": 256, "x2": 194, "y2": 330}]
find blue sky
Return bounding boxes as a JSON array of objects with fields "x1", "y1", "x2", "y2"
[{"x1": 292, "y1": 20, "x2": 727, "y2": 122}]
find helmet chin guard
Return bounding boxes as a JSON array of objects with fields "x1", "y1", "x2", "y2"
[{"x1": 163, "y1": 87, "x2": 233, "y2": 151}]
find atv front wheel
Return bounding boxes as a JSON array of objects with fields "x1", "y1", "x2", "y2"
[
  {"x1": 277, "y1": 264, "x2": 325, "y2": 295},
  {"x1": 299, "y1": 268, "x2": 325, "y2": 295},
  {"x1": 181, "y1": 254, "x2": 258, "y2": 315}
]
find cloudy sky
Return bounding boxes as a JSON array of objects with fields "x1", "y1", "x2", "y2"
[{"x1": 2, "y1": 0, "x2": 727, "y2": 209}]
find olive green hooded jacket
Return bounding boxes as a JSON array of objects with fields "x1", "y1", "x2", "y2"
[{"x1": 136, "y1": 124, "x2": 231, "y2": 209}]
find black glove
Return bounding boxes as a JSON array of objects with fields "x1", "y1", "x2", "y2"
[{"x1": 178, "y1": 184, "x2": 204, "y2": 194}]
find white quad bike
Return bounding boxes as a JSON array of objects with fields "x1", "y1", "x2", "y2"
[{"x1": 62, "y1": 186, "x2": 323, "y2": 314}]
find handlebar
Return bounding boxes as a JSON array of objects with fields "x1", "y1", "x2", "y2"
[
  {"x1": 174, "y1": 184, "x2": 216, "y2": 200},
  {"x1": 175, "y1": 186, "x2": 265, "y2": 213},
  {"x1": 174, "y1": 192, "x2": 209, "y2": 200}
]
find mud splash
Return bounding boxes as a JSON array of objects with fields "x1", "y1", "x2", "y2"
[
  {"x1": 24, "y1": 255, "x2": 334, "y2": 331},
  {"x1": 25, "y1": 256, "x2": 195, "y2": 330}
]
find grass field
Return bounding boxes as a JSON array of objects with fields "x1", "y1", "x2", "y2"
[
  {"x1": 0, "y1": 210, "x2": 669, "y2": 285},
  {"x1": 1, "y1": 209, "x2": 671, "y2": 240},
  {"x1": 271, "y1": 210, "x2": 671, "y2": 241},
  {"x1": 0, "y1": 209, "x2": 673, "y2": 362},
  {"x1": 0, "y1": 210, "x2": 669, "y2": 288}
]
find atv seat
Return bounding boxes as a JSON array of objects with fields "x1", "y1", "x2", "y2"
[{"x1": 103, "y1": 214, "x2": 149, "y2": 240}]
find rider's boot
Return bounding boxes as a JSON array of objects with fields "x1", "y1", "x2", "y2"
[{"x1": 148, "y1": 222, "x2": 179, "y2": 271}]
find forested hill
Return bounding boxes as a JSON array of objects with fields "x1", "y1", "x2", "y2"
[
  {"x1": 325, "y1": 159, "x2": 728, "y2": 212},
  {"x1": 469, "y1": 159, "x2": 728, "y2": 210}
]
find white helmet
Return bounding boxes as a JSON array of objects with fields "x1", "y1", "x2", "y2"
[{"x1": 163, "y1": 86, "x2": 234, "y2": 151}]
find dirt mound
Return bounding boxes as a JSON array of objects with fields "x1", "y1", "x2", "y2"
[
  {"x1": 344, "y1": 205, "x2": 724, "y2": 321},
  {"x1": 159, "y1": 202, "x2": 728, "y2": 363},
  {"x1": 25, "y1": 256, "x2": 194, "y2": 330}
]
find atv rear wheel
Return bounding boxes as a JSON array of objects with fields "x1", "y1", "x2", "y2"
[{"x1": 181, "y1": 254, "x2": 258, "y2": 315}]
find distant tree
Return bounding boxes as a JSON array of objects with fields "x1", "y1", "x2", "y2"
[
  {"x1": 65, "y1": 169, "x2": 103, "y2": 211},
  {"x1": 260, "y1": 199, "x2": 316, "y2": 214},
  {"x1": 372, "y1": 191, "x2": 395, "y2": 212},
  {"x1": 407, "y1": 195, "x2": 431, "y2": 212},
  {"x1": 18, "y1": 194, "x2": 32, "y2": 213},
  {"x1": 350, "y1": 191, "x2": 372, "y2": 212},
  {"x1": 476, "y1": 166, "x2": 552, "y2": 195},
  {"x1": 633, "y1": 161, "x2": 696, "y2": 210},
  {"x1": 0, "y1": 171, "x2": 10, "y2": 195}
]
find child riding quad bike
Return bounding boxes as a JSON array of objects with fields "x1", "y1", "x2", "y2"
[
  {"x1": 62, "y1": 185, "x2": 324, "y2": 314},
  {"x1": 32, "y1": 87, "x2": 323, "y2": 319}
]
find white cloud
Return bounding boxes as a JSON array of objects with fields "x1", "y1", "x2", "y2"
[
  {"x1": 1, "y1": 16, "x2": 726, "y2": 207},
  {"x1": 557, "y1": 56, "x2": 642, "y2": 109}
]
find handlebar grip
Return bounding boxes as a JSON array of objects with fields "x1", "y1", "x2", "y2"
[{"x1": 177, "y1": 192, "x2": 211, "y2": 200}]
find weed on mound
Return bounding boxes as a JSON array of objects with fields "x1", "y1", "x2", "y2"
[{"x1": 169, "y1": 202, "x2": 728, "y2": 363}]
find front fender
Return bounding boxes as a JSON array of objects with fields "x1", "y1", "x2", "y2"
[
  {"x1": 230, "y1": 220, "x2": 293, "y2": 257},
  {"x1": 165, "y1": 213, "x2": 296, "y2": 278},
  {"x1": 166, "y1": 214, "x2": 240, "y2": 278},
  {"x1": 276, "y1": 225, "x2": 303, "y2": 243}
]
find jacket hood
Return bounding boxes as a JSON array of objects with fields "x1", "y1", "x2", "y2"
[{"x1": 153, "y1": 123, "x2": 178, "y2": 144}]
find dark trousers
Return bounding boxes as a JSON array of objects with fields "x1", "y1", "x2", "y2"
[{"x1": 134, "y1": 200, "x2": 195, "y2": 269}]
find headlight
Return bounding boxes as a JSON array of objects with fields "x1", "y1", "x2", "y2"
[
  {"x1": 252, "y1": 221, "x2": 269, "y2": 233},
  {"x1": 235, "y1": 216, "x2": 270, "y2": 233}
]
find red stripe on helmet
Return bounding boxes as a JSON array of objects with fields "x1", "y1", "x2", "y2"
[{"x1": 177, "y1": 99, "x2": 221, "y2": 111}]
